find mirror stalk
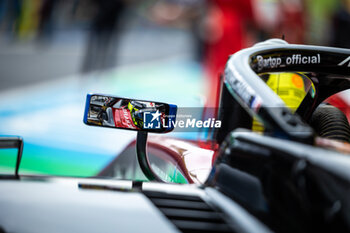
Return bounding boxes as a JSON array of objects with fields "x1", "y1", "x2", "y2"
[
  {"x1": 136, "y1": 131, "x2": 163, "y2": 182},
  {"x1": 0, "y1": 137, "x2": 23, "y2": 179}
]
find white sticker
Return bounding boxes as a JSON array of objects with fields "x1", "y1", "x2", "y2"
[{"x1": 338, "y1": 56, "x2": 350, "y2": 67}]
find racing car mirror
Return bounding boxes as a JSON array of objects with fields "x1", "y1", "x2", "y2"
[{"x1": 83, "y1": 94, "x2": 177, "y2": 133}]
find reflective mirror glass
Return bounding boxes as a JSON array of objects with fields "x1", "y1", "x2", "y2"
[{"x1": 84, "y1": 94, "x2": 177, "y2": 133}]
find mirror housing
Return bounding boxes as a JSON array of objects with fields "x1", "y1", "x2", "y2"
[{"x1": 83, "y1": 94, "x2": 177, "y2": 133}]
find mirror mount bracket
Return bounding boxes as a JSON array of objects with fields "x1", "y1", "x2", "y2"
[
  {"x1": 0, "y1": 137, "x2": 23, "y2": 179},
  {"x1": 136, "y1": 131, "x2": 163, "y2": 182}
]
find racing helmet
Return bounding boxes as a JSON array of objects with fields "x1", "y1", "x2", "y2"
[
  {"x1": 253, "y1": 72, "x2": 316, "y2": 132},
  {"x1": 265, "y1": 72, "x2": 315, "y2": 112}
]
